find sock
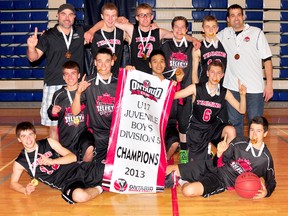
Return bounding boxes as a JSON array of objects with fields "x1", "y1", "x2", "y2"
[{"x1": 95, "y1": 186, "x2": 103, "y2": 194}]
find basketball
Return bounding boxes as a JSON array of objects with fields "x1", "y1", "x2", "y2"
[{"x1": 235, "y1": 172, "x2": 261, "y2": 198}]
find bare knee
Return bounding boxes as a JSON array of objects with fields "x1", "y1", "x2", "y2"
[
  {"x1": 181, "y1": 182, "x2": 203, "y2": 197},
  {"x1": 72, "y1": 188, "x2": 90, "y2": 203},
  {"x1": 222, "y1": 126, "x2": 236, "y2": 143}
]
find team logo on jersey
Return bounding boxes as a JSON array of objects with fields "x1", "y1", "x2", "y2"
[
  {"x1": 113, "y1": 178, "x2": 128, "y2": 192},
  {"x1": 97, "y1": 39, "x2": 121, "y2": 47},
  {"x1": 203, "y1": 51, "x2": 226, "y2": 60},
  {"x1": 130, "y1": 79, "x2": 163, "y2": 102},
  {"x1": 169, "y1": 52, "x2": 188, "y2": 69},
  {"x1": 230, "y1": 158, "x2": 252, "y2": 174},
  {"x1": 244, "y1": 36, "x2": 250, "y2": 42},
  {"x1": 96, "y1": 93, "x2": 115, "y2": 116},
  {"x1": 64, "y1": 105, "x2": 85, "y2": 126}
]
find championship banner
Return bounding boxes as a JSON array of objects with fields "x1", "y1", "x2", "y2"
[{"x1": 102, "y1": 69, "x2": 175, "y2": 194}]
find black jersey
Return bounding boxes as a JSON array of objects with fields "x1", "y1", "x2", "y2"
[
  {"x1": 47, "y1": 87, "x2": 86, "y2": 150},
  {"x1": 161, "y1": 39, "x2": 193, "y2": 88},
  {"x1": 15, "y1": 139, "x2": 104, "y2": 190},
  {"x1": 36, "y1": 25, "x2": 84, "y2": 86},
  {"x1": 218, "y1": 136, "x2": 276, "y2": 197},
  {"x1": 130, "y1": 24, "x2": 160, "y2": 73},
  {"x1": 84, "y1": 73, "x2": 117, "y2": 137},
  {"x1": 199, "y1": 40, "x2": 227, "y2": 84},
  {"x1": 189, "y1": 83, "x2": 227, "y2": 129},
  {"x1": 91, "y1": 28, "x2": 124, "y2": 77}
]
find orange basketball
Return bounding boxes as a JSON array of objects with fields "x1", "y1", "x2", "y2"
[{"x1": 235, "y1": 172, "x2": 261, "y2": 198}]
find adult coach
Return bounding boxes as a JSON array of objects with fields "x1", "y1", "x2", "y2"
[
  {"x1": 27, "y1": 4, "x2": 85, "y2": 140},
  {"x1": 217, "y1": 4, "x2": 273, "y2": 136}
]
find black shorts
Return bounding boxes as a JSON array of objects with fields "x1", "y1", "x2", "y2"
[
  {"x1": 178, "y1": 160, "x2": 225, "y2": 197},
  {"x1": 187, "y1": 119, "x2": 228, "y2": 161},
  {"x1": 75, "y1": 130, "x2": 95, "y2": 161},
  {"x1": 177, "y1": 96, "x2": 192, "y2": 134},
  {"x1": 165, "y1": 122, "x2": 179, "y2": 151}
]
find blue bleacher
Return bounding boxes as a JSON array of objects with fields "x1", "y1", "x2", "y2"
[
  {"x1": 14, "y1": 58, "x2": 30, "y2": 67},
  {"x1": 13, "y1": 12, "x2": 31, "y2": 21},
  {"x1": 0, "y1": 58, "x2": 14, "y2": 67},
  {"x1": 0, "y1": 70, "x2": 15, "y2": 79},
  {"x1": 16, "y1": 92, "x2": 34, "y2": 101},
  {"x1": 0, "y1": 1, "x2": 13, "y2": 9},
  {"x1": 0, "y1": 47, "x2": 14, "y2": 55},
  {"x1": 31, "y1": 0, "x2": 48, "y2": 9},
  {"x1": 210, "y1": 11, "x2": 227, "y2": 21},
  {"x1": 210, "y1": 0, "x2": 227, "y2": 8},
  {"x1": 32, "y1": 69, "x2": 44, "y2": 78},
  {"x1": 278, "y1": 92, "x2": 288, "y2": 101},
  {"x1": 0, "y1": 93, "x2": 16, "y2": 102},
  {"x1": 280, "y1": 58, "x2": 288, "y2": 67},
  {"x1": 218, "y1": 22, "x2": 227, "y2": 31},
  {"x1": 14, "y1": 69, "x2": 32, "y2": 78},
  {"x1": 31, "y1": 12, "x2": 48, "y2": 21},
  {"x1": 280, "y1": 69, "x2": 288, "y2": 78},
  {"x1": 0, "y1": 24, "x2": 14, "y2": 32},
  {"x1": 246, "y1": 12, "x2": 263, "y2": 21},
  {"x1": 281, "y1": 0, "x2": 288, "y2": 9},
  {"x1": 192, "y1": 11, "x2": 210, "y2": 21},
  {"x1": 14, "y1": 46, "x2": 27, "y2": 55},
  {"x1": 14, "y1": 23, "x2": 31, "y2": 32},
  {"x1": 281, "y1": 12, "x2": 288, "y2": 21},
  {"x1": 280, "y1": 35, "x2": 288, "y2": 43},
  {"x1": 13, "y1": 0, "x2": 31, "y2": 9},
  {"x1": 0, "y1": 35, "x2": 14, "y2": 44},
  {"x1": 280, "y1": 46, "x2": 288, "y2": 56},
  {"x1": 76, "y1": 11, "x2": 84, "y2": 21},
  {"x1": 67, "y1": 0, "x2": 84, "y2": 8},
  {"x1": 33, "y1": 92, "x2": 43, "y2": 101},
  {"x1": 246, "y1": 0, "x2": 263, "y2": 9},
  {"x1": 192, "y1": 0, "x2": 210, "y2": 8},
  {"x1": 137, "y1": 0, "x2": 156, "y2": 8},
  {"x1": 281, "y1": 24, "x2": 288, "y2": 32},
  {"x1": 14, "y1": 35, "x2": 29, "y2": 44},
  {"x1": 247, "y1": 22, "x2": 263, "y2": 30},
  {"x1": 31, "y1": 23, "x2": 48, "y2": 32},
  {"x1": 0, "y1": 12, "x2": 14, "y2": 21}
]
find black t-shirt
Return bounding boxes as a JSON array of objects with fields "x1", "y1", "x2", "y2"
[{"x1": 36, "y1": 25, "x2": 84, "y2": 85}]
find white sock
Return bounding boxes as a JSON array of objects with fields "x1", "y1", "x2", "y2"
[
  {"x1": 95, "y1": 186, "x2": 103, "y2": 194},
  {"x1": 178, "y1": 179, "x2": 189, "y2": 186}
]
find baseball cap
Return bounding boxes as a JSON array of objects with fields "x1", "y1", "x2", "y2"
[{"x1": 58, "y1": 3, "x2": 76, "y2": 14}]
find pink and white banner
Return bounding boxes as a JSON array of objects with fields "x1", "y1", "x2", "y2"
[{"x1": 102, "y1": 69, "x2": 175, "y2": 194}]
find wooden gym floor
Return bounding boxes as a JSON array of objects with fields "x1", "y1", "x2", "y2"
[{"x1": 0, "y1": 108, "x2": 287, "y2": 216}]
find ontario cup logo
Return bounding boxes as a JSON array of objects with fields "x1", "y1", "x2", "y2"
[
  {"x1": 114, "y1": 178, "x2": 128, "y2": 192},
  {"x1": 130, "y1": 79, "x2": 163, "y2": 102}
]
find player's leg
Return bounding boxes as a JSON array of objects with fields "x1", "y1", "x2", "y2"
[
  {"x1": 72, "y1": 186, "x2": 103, "y2": 203},
  {"x1": 181, "y1": 181, "x2": 204, "y2": 197},
  {"x1": 221, "y1": 125, "x2": 236, "y2": 145},
  {"x1": 226, "y1": 90, "x2": 244, "y2": 136},
  {"x1": 77, "y1": 130, "x2": 95, "y2": 162}
]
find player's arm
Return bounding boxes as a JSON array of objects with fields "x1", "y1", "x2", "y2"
[
  {"x1": 192, "y1": 48, "x2": 201, "y2": 84},
  {"x1": 84, "y1": 20, "x2": 104, "y2": 43},
  {"x1": 10, "y1": 162, "x2": 36, "y2": 195},
  {"x1": 38, "y1": 138, "x2": 77, "y2": 166},
  {"x1": 27, "y1": 27, "x2": 44, "y2": 62},
  {"x1": 225, "y1": 80, "x2": 247, "y2": 114},
  {"x1": 174, "y1": 84, "x2": 196, "y2": 99},
  {"x1": 72, "y1": 74, "x2": 90, "y2": 115},
  {"x1": 263, "y1": 59, "x2": 273, "y2": 102},
  {"x1": 115, "y1": 21, "x2": 134, "y2": 42}
]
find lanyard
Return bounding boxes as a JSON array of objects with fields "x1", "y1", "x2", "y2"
[
  {"x1": 95, "y1": 73, "x2": 112, "y2": 85},
  {"x1": 138, "y1": 27, "x2": 151, "y2": 53},
  {"x1": 58, "y1": 26, "x2": 73, "y2": 52},
  {"x1": 24, "y1": 145, "x2": 39, "y2": 178},
  {"x1": 101, "y1": 28, "x2": 116, "y2": 54},
  {"x1": 173, "y1": 37, "x2": 187, "y2": 48},
  {"x1": 245, "y1": 142, "x2": 265, "y2": 157},
  {"x1": 67, "y1": 89, "x2": 73, "y2": 105},
  {"x1": 203, "y1": 38, "x2": 218, "y2": 49}
]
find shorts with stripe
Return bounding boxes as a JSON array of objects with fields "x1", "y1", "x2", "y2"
[{"x1": 40, "y1": 84, "x2": 62, "y2": 126}]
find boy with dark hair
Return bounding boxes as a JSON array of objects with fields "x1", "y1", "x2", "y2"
[
  {"x1": 47, "y1": 61, "x2": 95, "y2": 162},
  {"x1": 10, "y1": 122, "x2": 104, "y2": 204},
  {"x1": 165, "y1": 116, "x2": 276, "y2": 199}
]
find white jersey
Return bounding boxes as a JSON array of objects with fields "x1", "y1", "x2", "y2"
[{"x1": 218, "y1": 24, "x2": 272, "y2": 93}]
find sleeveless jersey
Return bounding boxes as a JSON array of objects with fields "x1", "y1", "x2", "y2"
[
  {"x1": 91, "y1": 27, "x2": 124, "y2": 77},
  {"x1": 15, "y1": 139, "x2": 80, "y2": 189},
  {"x1": 47, "y1": 87, "x2": 86, "y2": 150},
  {"x1": 130, "y1": 24, "x2": 160, "y2": 73},
  {"x1": 161, "y1": 39, "x2": 193, "y2": 88},
  {"x1": 199, "y1": 40, "x2": 227, "y2": 84},
  {"x1": 189, "y1": 83, "x2": 227, "y2": 129},
  {"x1": 84, "y1": 73, "x2": 117, "y2": 138}
]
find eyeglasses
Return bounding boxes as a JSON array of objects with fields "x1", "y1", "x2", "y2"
[{"x1": 137, "y1": 13, "x2": 152, "y2": 18}]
